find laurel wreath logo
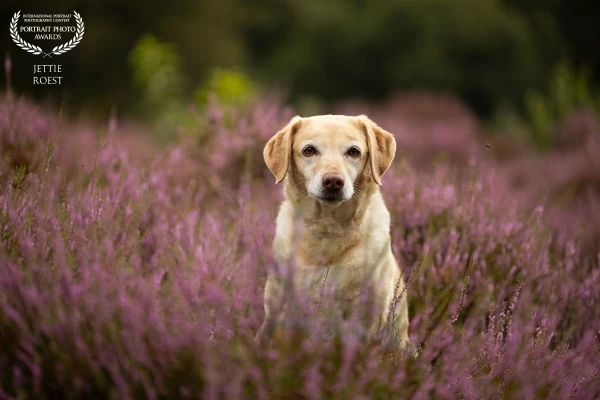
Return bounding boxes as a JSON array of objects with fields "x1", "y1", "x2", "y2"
[
  {"x1": 9, "y1": 10, "x2": 84, "y2": 58},
  {"x1": 51, "y1": 12, "x2": 84, "y2": 56}
]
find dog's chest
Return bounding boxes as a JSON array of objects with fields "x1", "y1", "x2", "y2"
[
  {"x1": 272, "y1": 198, "x2": 390, "y2": 303},
  {"x1": 295, "y1": 262, "x2": 367, "y2": 305},
  {"x1": 298, "y1": 225, "x2": 361, "y2": 265},
  {"x1": 294, "y1": 228, "x2": 374, "y2": 300}
]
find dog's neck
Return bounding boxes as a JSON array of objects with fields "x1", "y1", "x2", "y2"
[{"x1": 281, "y1": 172, "x2": 382, "y2": 267}]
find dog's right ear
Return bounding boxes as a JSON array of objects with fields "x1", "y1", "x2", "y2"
[{"x1": 264, "y1": 116, "x2": 302, "y2": 183}]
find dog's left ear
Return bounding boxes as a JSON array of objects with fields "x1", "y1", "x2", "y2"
[
  {"x1": 356, "y1": 115, "x2": 396, "y2": 185},
  {"x1": 264, "y1": 116, "x2": 302, "y2": 183}
]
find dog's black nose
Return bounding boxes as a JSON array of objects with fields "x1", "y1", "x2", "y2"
[{"x1": 322, "y1": 173, "x2": 345, "y2": 190}]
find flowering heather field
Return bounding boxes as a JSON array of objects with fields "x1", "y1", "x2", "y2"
[{"x1": 1, "y1": 94, "x2": 599, "y2": 399}]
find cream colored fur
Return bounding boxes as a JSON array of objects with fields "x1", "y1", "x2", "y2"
[{"x1": 258, "y1": 115, "x2": 410, "y2": 348}]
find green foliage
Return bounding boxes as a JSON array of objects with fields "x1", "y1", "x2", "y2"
[
  {"x1": 525, "y1": 61, "x2": 600, "y2": 149},
  {"x1": 195, "y1": 68, "x2": 257, "y2": 108},
  {"x1": 129, "y1": 34, "x2": 185, "y2": 106},
  {"x1": 129, "y1": 34, "x2": 193, "y2": 141},
  {"x1": 245, "y1": 0, "x2": 547, "y2": 115},
  {"x1": 129, "y1": 35, "x2": 260, "y2": 139},
  {"x1": 6, "y1": 0, "x2": 600, "y2": 119}
]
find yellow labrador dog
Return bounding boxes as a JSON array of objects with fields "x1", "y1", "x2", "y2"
[{"x1": 258, "y1": 115, "x2": 410, "y2": 349}]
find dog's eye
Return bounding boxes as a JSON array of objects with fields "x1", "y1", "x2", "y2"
[
  {"x1": 302, "y1": 146, "x2": 316, "y2": 156},
  {"x1": 347, "y1": 147, "x2": 361, "y2": 158}
]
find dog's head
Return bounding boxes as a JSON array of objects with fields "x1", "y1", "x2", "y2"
[{"x1": 264, "y1": 115, "x2": 396, "y2": 205}]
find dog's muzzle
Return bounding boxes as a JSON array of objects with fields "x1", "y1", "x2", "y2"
[{"x1": 319, "y1": 173, "x2": 345, "y2": 202}]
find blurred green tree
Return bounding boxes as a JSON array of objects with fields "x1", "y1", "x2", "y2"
[
  {"x1": 129, "y1": 34, "x2": 193, "y2": 140},
  {"x1": 243, "y1": 0, "x2": 547, "y2": 116},
  {"x1": 194, "y1": 67, "x2": 257, "y2": 108},
  {"x1": 1, "y1": 0, "x2": 600, "y2": 119},
  {"x1": 525, "y1": 61, "x2": 600, "y2": 149}
]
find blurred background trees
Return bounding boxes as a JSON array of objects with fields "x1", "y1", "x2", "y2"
[{"x1": 1, "y1": 0, "x2": 599, "y2": 136}]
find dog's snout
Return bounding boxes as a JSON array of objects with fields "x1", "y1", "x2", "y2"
[{"x1": 322, "y1": 173, "x2": 345, "y2": 190}]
